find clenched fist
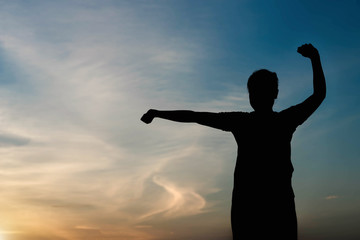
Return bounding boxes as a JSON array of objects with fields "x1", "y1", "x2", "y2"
[
  {"x1": 297, "y1": 43, "x2": 319, "y2": 59},
  {"x1": 141, "y1": 109, "x2": 158, "y2": 124}
]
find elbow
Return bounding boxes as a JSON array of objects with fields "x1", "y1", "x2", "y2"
[
  {"x1": 313, "y1": 91, "x2": 326, "y2": 103},
  {"x1": 313, "y1": 86, "x2": 326, "y2": 101},
  {"x1": 321, "y1": 88, "x2": 327, "y2": 100},
  {"x1": 319, "y1": 90, "x2": 326, "y2": 100}
]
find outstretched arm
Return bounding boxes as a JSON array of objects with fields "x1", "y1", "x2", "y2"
[
  {"x1": 141, "y1": 109, "x2": 228, "y2": 130},
  {"x1": 295, "y1": 43, "x2": 326, "y2": 120}
]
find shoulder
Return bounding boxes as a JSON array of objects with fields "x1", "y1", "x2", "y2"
[
  {"x1": 279, "y1": 104, "x2": 309, "y2": 127},
  {"x1": 279, "y1": 105, "x2": 296, "y2": 115},
  {"x1": 279, "y1": 103, "x2": 308, "y2": 116}
]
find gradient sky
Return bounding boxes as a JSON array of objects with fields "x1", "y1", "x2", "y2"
[{"x1": 0, "y1": 0, "x2": 359, "y2": 239}]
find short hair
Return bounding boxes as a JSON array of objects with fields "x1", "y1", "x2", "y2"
[{"x1": 247, "y1": 69, "x2": 278, "y2": 95}]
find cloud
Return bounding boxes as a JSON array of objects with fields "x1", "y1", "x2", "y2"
[
  {"x1": 139, "y1": 175, "x2": 207, "y2": 220},
  {"x1": 0, "y1": 230, "x2": 23, "y2": 234},
  {"x1": 325, "y1": 195, "x2": 339, "y2": 200},
  {"x1": 0, "y1": 132, "x2": 30, "y2": 147},
  {"x1": 0, "y1": 2, "x2": 238, "y2": 240},
  {"x1": 74, "y1": 225, "x2": 100, "y2": 230}
]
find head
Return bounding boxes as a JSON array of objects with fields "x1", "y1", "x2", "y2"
[{"x1": 247, "y1": 69, "x2": 279, "y2": 112}]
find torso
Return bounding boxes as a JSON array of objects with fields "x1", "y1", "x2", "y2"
[{"x1": 231, "y1": 111, "x2": 296, "y2": 198}]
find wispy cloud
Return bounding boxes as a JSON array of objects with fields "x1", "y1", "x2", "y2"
[
  {"x1": 0, "y1": 2, "x2": 236, "y2": 239},
  {"x1": 139, "y1": 175, "x2": 206, "y2": 220},
  {"x1": 325, "y1": 195, "x2": 340, "y2": 200},
  {"x1": 0, "y1": 132, "x2": 30, "y2": 147}
]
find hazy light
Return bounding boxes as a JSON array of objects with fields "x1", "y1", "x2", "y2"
[{"x1": 325, "y1": 195, "x2": 340, "y2": 200}]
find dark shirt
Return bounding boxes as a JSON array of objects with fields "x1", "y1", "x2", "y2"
[
  {"x1": 197, "y1": 103, "x2": 313, "y2": 239},
  {"x1": 213, "y1": 104, "x2": 309, "y2": 199}
]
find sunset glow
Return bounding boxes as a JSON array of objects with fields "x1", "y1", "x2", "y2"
[{"x1": 0, "y1": 1, "x2": 359, "y2": 240}]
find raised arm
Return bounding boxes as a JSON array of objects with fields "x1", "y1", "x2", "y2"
[
  {"x1": 141, "y1": 109, "x2": 230, "y2": 130},
  {"x1": 294, "y1": 43, "x2": 326, "y2": 121}
]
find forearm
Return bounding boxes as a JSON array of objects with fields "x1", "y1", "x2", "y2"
[
  {"x1": 142, "y1": 109, "x2": 226, "y2": 129},
  {"x1": 154, "y1": 110, "x2": 213, "y2": 124},
  {"x1": 311, "y1": 55, "x2": 326, "y2": 100},
  {"x1": 154, "y1": 110, "x2": 199, "y2": 123},
  {"x1": 295, "y1": 44, "x2": 327, "y2": 118}
]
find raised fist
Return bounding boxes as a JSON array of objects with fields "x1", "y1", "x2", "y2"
[{"x1": 297, "y1": 43, "x2": 319, "y2": 59}]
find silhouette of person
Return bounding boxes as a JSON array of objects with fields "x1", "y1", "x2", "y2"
[{"x1": 141, "y1": 44, "x2": 326, "y2": 240}]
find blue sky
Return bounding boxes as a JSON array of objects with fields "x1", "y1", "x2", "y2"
[{"x1": 0, "y1": 0, "x2": 359, "y2": 239}]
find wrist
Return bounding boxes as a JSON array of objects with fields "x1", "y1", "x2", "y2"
[
  {"x1": 150, "y1": 109, "x2": 159, "y2": 117},
  {"x1": 310, "y1": 54, "x2": 320, "y2": 62}
]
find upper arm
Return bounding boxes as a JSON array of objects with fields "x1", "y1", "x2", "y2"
[
  {"x1": 284, "y1": 94, "x2": 325, "y2": 127},
  {"x1": 195, "y1": 112, "x2": 244, "y2": 131},
  {"x1": 154, "y1": 110, "x2": 245, "y2": 131}
]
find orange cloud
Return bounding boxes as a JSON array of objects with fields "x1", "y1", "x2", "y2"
[{"x1": 325, "y1": 195, "x2": 339, "y2": 200}]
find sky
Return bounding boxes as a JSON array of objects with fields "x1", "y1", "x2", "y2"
[{"x1": 0, "y1": 0, "x2": 359, "y2": 239}]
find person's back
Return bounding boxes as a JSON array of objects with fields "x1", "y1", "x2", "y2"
[
  {"x1": 228, "y1": 109, "x2": 300, "y2": 239},
  {"x1": 231, "y1": 110, "x2": 295, "y2": 194},
  {"x1": 141, "y1": 43, "x2": 326, "y2": 240}
]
